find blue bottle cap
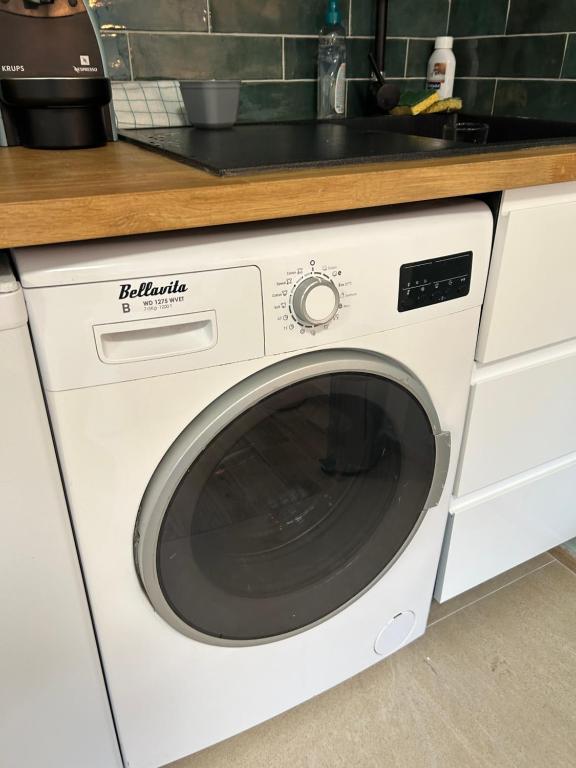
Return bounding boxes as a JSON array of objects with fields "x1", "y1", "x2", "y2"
[{"x1": 325, "y1": 0, "x2": 341, "y2": 25}]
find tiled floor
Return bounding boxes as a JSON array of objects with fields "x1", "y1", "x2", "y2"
[
  {"x1": 552, "y1": 539, "x2": 576, "y2": 574},
  {"x1": 169, "y1": 553, "x2": 576, "y2": 768}
]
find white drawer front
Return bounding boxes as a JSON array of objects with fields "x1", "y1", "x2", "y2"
[
  {"x1": 436, "y1": 454, "x2": 576, "y2": 601},
  {"x1": 477, "y1": 184, "x2": 576, "y2": 364},
  {"x1": 456, "y1": 342, "x2": 576, "y2": 496}
]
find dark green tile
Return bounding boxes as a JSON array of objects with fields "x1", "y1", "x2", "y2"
[
  {"x1": 346, "y1": 78, "x2": 426, "y2": 117},
  {"x1": 453, "y1": 35, "x2": 566, "y2": 78},
  {"x1": 350, "y1": 0, "x2": 376, "y2": 36},
  {"x1": 211, "y1": 0, "x2": 350, "y2": 34},
  {"x1": 100, "y1": 32, "x2": 130, "y2": 80},
  {"x1": 406, "y1": 39, "x2": 434, "y2": 77},
  {"x1": 238, "y1": 82, "x2": 316, "y2": 122},
  {"x1": 563, "y1": 35, "x2": 576, "y2": 78},
  {"x1": 454, "y1": 79, "x2": 496, "y2": 114},
  {"x1": 382, "y1": 39, "x2": 408, "y2": 78},
  {"x1": 348, "y1": 38, "x2": 407, "y2": 78},
  {"x1": 494, "y1": 80, "x2": 576, "y2": 121},
  {"x1": 94, "y1": 0, "x2": 208, "y2": 32},
  {"x1": 284, "y1": 38, "x2": 318, "y2": 80},
  {"x1": 284, "y1": 37, "x2": 406, "y2": 81},
  {"x1": 351, "y1": 0, "x2": 449, "y2": 38},
  {"x1": 130, "y1": 34, "x2": 282, "y2": 80},
  {"x1": 390, "y1": 0, "x2": 449, "y2": 37},
  {"x1": 507, "y1": 0, "x2": 576, "y2": 34},
  {"x1": 393, "y1": 78, "x2": 427, "y2": 91},
  {"x1": 449, "y1": 0, "x2": 508, "y2": 36}
]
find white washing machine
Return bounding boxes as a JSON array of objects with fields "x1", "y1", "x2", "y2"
[{"x1": 14, "y1": 200, "x2": 492, "y2": 768}]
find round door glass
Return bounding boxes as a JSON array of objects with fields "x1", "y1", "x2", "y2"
[{"x1": 153, "y1": 372, "x2": 436, "y2": 642}]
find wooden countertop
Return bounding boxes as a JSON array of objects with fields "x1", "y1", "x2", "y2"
[{"x1": 1, "y1": 140, "x2": 576, "y2": 249}]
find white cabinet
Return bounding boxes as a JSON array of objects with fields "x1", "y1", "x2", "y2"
[
  {"x1": 455, "y1": 340, "x2": 576, "y2": 496},
  {"x1": 436, "y1": 183, "x2": 576, "y2": 601},
  {"x1": 0, "y1": 258, "x2": 122, "y2": 768},
  {"x1": 438, "y1": 455, "x2": 576, "y2": 601},
  {"x1": 477, "y1": 182, "x2": 576, "y2": 363}
]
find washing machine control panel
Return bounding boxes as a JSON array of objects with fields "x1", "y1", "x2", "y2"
[
  {"x1": 269, "y1": 261, "x2": 357, "y2": 340},
  {"x1": 258, "y1": 208, "x2": 488, "y2": 356},
  {"x1": 398, "y1": 251, "x2": 473, "y2": 312}
]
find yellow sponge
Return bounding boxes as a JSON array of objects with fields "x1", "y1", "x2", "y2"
[
  {"x1": 390, "y1": 89, "x2": 439, "y2": 116},
  {"x1": 422, "y1": 97, "x2": 463, "y2": 114}
]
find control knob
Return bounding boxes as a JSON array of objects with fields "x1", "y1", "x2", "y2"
[{"x1": 291, "y1": 275, "x2": 340, "y2": 327}]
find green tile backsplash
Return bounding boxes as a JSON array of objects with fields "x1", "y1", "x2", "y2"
[
  {"x1": 453, "y1": 79, "x2": 497, "y2": 114},
  {"x1": 494, "y1": 81, "x2": 576, "y2": 122},
  {"x1": 96, "y1": 0, "x2": 576, "y2": 123},
  {"x1": 350, "y1": 0, "x2": 449, "y2": 38},
  {"x1": 507, "y1": 0, "x2": 576, "y2": 35},
  {"x1": 449, "y1": 1, "x2": 576, "y2": 121},
  {"x1": 405, "y1": 40, "x2": 435, "y2": 78},
  {"x1": 563, "y1": 35, "x2": 576, "y2": 78},
  {"x1": 449, "y1": 0, "x2": 508, "y2": 37},
  {"x1": 97, "y1": 0, "x2": 449, "y2": 122},
  {"x1": 130, "y1": 34, "x2": 282, "y2": 81},
  {"x1": 94, "y1": 0, "x2": 208, "y2": 32},
  {"x1": 210, "y1": 0, "x2": 350, "y2": 35},
  {"x1": 239, "y1": 82, "x2": 317, "y2": 122},
  {"x1": 347, "y1": 38, "x2": 407, "y2": 79},
  {"x1": 100, "y1": 32, "x2": 130, "y2": 81},
  {"x1": 454, "y1": 35, "x2": 567, "y2": 79},
  {"x1": 284, "y1": 37, "x2": 406, "y2": 81}
]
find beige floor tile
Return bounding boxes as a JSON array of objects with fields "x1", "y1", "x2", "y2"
[
  {"x1": 428, "y1": 551, "x2": 554, "y2": 625},
  {"x1": 551, "y1": 545, "x2": 576, "y2": 575},
  {"x1": 168, "y1": 562, "x2": 576, "y2": 768}
]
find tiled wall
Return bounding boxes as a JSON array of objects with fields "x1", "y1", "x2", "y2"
[
  {"x1": 450, "y1": 0, "x2": 576, "y2": 121},
  {"x1": 94, "y1": 0, "x2": 576, "y2": 122},
  {"x1": 94, "y1": 0, "x2": 449, "y2": 122}
]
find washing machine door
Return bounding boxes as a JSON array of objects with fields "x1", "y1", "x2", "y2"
[{"x1": 135, "y1": 349, "x2": 450, "y2": 646}]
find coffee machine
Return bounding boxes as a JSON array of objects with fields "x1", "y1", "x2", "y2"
[{"x1": 0, "y1": 0, "x2": 116, "y2": 149}]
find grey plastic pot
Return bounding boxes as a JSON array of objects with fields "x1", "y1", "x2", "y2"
[{"x1": 179, "y1": 80, "x2": 241, "y2": 130}]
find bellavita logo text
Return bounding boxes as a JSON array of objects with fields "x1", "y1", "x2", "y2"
[{"x1": 119, "y1": 280, "x2": 188, "y2": 300}]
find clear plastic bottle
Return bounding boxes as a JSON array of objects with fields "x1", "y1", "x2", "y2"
[{"x1": 317, "y1": 0, "x2": 347, "y2": 120}]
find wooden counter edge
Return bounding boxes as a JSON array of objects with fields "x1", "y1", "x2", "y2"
[{"x1": 1, "y1": 143, "x2": 576, "y2": 249}]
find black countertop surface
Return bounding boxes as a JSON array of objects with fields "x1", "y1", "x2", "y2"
[{"x1": 120, "y1": 115, "x2": 576, "y2": 176}]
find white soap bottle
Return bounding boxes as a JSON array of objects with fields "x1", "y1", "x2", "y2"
[{"x1": 426, "y1": 36, "x2": 456, "y2": 99}]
